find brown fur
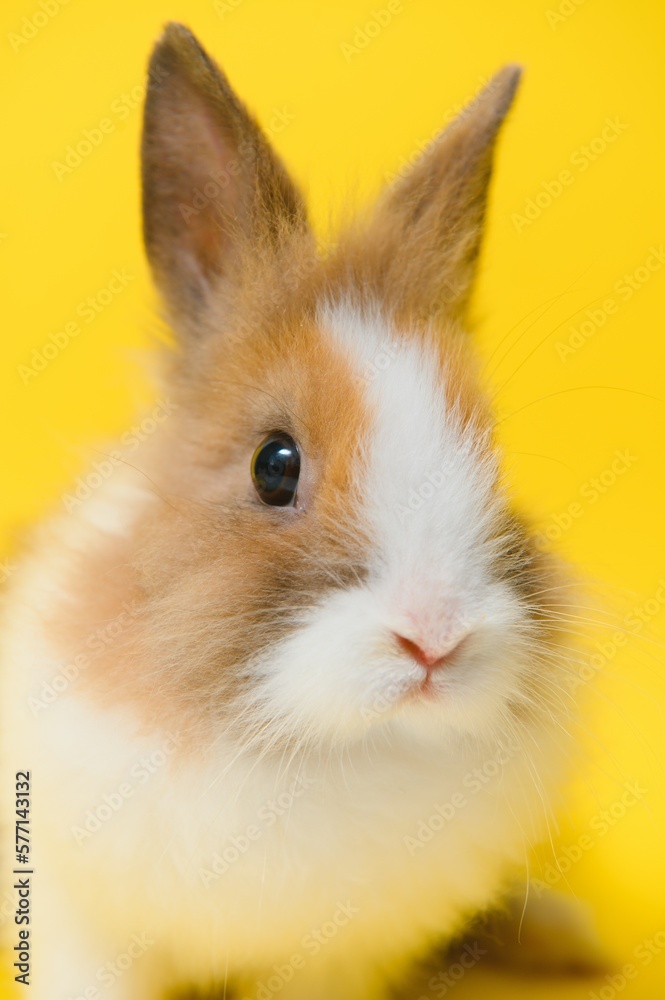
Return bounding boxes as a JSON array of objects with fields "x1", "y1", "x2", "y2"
[
  {"x1": 141, "y1": 23, "x2": 311, "y2": 330},
  {"x1": 43, "y1": 26, "x2": 570, "y2": 754}
]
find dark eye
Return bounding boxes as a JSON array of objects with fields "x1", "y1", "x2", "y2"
[{"x1": 251, "y1": 433, "x2": 301, "y2": 507}]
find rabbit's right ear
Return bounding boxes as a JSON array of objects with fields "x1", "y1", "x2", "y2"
[{"x1": 141, "y1": 23, "x2": 310, "y2": 331}]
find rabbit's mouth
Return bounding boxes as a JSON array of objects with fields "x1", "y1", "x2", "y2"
[{"x1": 396, "y1": 633, "x2": 471, "y2": 703}]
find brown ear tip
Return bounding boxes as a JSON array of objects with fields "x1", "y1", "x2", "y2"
[
  {"x1": 502, "y1": 63, "x2": 524, "y2": 86},
  {"x1": 465, "y1": 63, "x2": 522, "y2": 129},
  {"x1": 158, "y1": 21, "x2": 198, "y2": 47},
  {"x1": 492, "y1": 63, "x2": 524, "y2": 103},
  {"x1": 150, "y1": 21, "x2": 208, "y2": 66}
]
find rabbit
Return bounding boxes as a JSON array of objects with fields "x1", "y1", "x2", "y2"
[{"x1": 0, "y1": 22, "x2": 603, "y2": 1000}]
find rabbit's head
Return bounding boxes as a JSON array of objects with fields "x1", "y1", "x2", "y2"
[{"x1": 95, "y1": 24, "x2": 572, "y2": 755}]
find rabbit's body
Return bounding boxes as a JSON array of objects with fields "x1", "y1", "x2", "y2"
[
  {"x1": 1, "y1": 23, "x2": 580, "y2": 1000},
  {"x1": 2, "y1": 492, "x2": 559, "y2": 999}
]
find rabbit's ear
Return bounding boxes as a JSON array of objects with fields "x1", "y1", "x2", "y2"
[
  {"x1": 141, "y1": 23, "x2": 309, "y2": 330},
  {"x1": 356, "y1": 66, "x2": 521, "y2": 325}
]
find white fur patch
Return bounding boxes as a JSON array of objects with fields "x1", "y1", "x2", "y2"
[{"x1": 246, "y1": 300, "x2": 533, "y2": 748}]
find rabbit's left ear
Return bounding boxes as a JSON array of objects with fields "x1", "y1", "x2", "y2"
[
  {"x1": 352, "y1": 66, "x2": 522, "y2": 325},
  {"x1": 141, "y1": 23, "x2": 310, "y2": 333}
]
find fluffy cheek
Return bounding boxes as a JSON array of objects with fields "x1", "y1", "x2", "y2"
[{"x1": 247, "y1": 585, "x2": 533, "y2": 746}]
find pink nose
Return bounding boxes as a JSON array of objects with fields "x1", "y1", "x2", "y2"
[{"x1": 394, "y1": 633, "x2": 462, "y2": 670}]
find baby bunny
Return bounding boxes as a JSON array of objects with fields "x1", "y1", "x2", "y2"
[{"x1": 1, "y1": 22, "x2": 591, "y2": 1000}]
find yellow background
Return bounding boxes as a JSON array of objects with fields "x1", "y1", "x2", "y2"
[{"x1": 1, "y1": 0, "x2": 664, "y2": 996}]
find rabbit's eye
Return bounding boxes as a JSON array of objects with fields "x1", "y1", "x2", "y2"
[{"x1": 251, "y1": 433, "x2": 300, "y2": 507}]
